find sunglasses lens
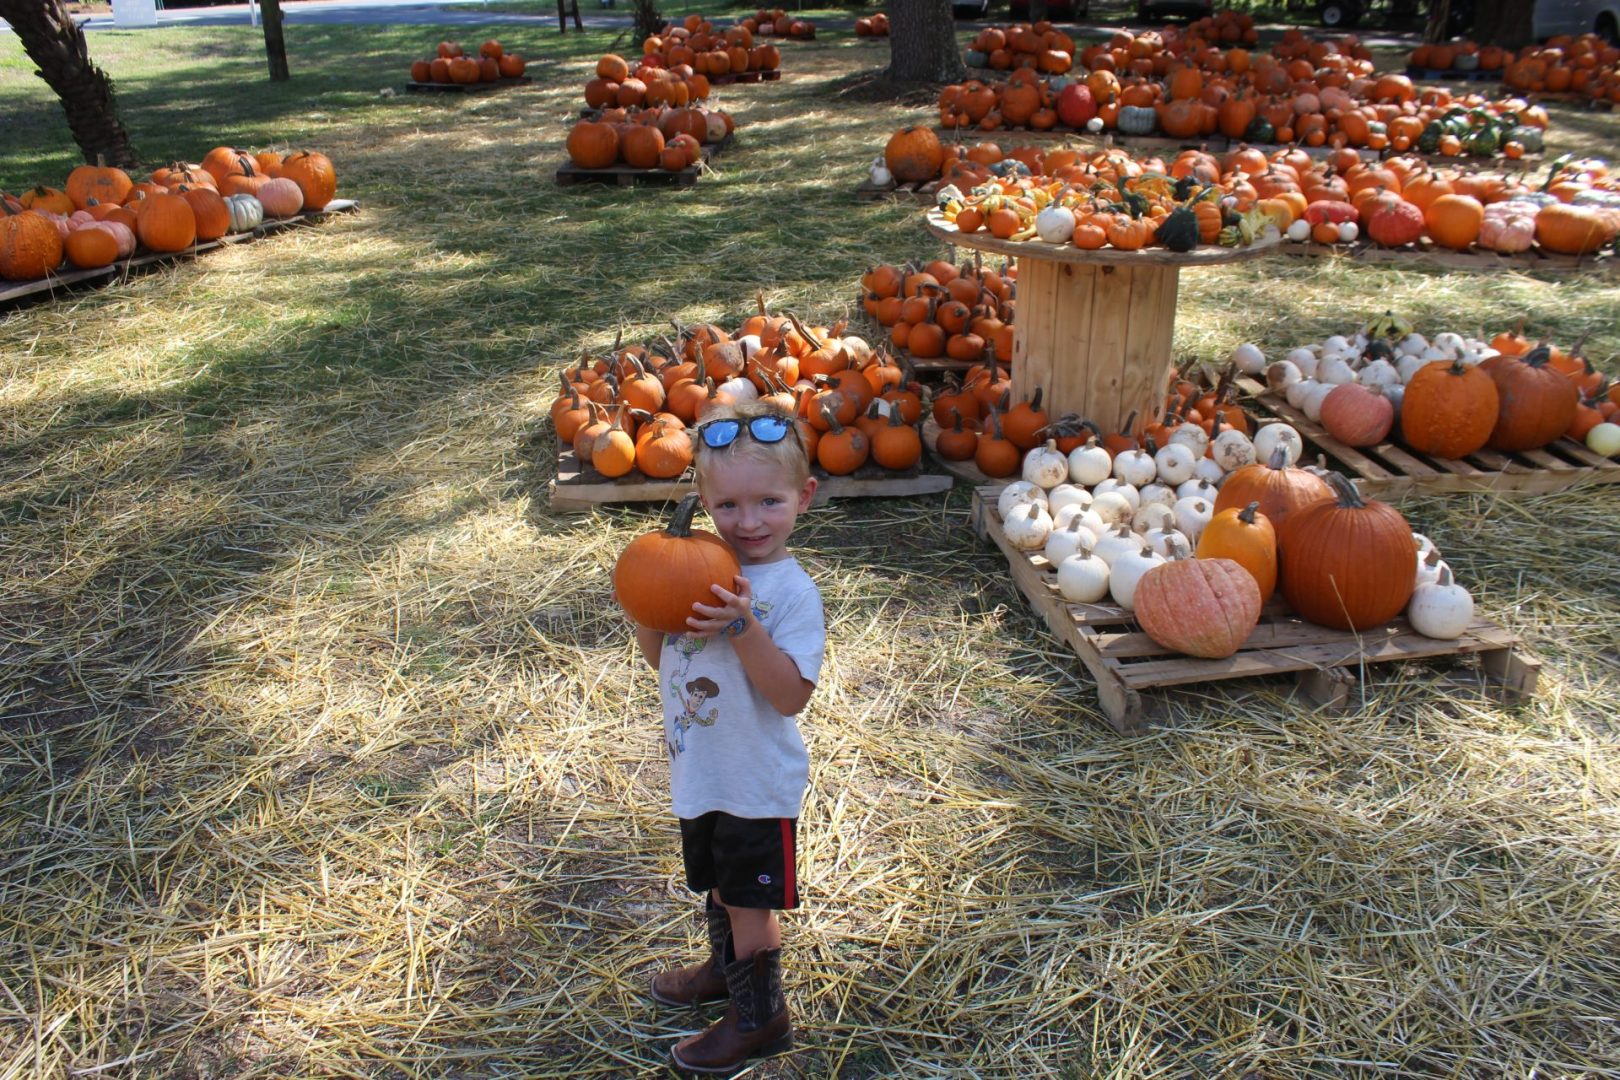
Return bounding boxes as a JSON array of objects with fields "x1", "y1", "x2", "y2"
[
  {"x1": 748, "y1": 416, "x2": 792, "y2": 443},
  {"x1": 701, "y1": 420, "x2": 741, "y2": 448}
]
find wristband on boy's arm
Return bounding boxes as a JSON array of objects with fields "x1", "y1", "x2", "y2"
[{"x1": 721, "y1": 616, "x2": 750, "y2": 638}]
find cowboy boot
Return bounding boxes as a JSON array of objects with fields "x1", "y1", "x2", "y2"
[
  {"x1": 669, "y1": 947, "x2": 792, "y2": 1074},
  {"x1": 650, "y1": 897, "x2": 732, "y2": 1006}
]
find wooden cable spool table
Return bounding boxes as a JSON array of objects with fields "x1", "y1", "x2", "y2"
[{"x1": 925, "y1": 209, "x2": 1280, "y2": 435}]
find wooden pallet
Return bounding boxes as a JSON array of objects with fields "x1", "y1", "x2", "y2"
[
  {"x1": 921, "y1": 417, "x2": 1001, "y2": 488},
  {"x1": 1271, "y1": 236, "x2": 1612, "y2": 274},
  {"x1": 971, "y1": 488, "x2": 1540, "y2": 732},
  {"x1": 934, "y1": 127, "x2": 1386, "y2": 162},
  {"x1": 854, "y1": 178, "x2": 939, "y2": 202},
  {"x1": 708, "y1": 69, "x2": 781, "y2": 84},
  {"x1": 549, "y1": 443, "x2": 951, "y2": 511},
  {"x1": 1235, "y1": 375, "x2": 1620, "y2": 499},
  {"x1": 556, "y1": 134, "x2": 731, "y2": 188},
  {"x1": 0, "y1": 200, "x2": 360, "y2": 310},
  {"x1": 404, "y1": 76, "x2": 533, "y2": 94},
  {"x1": 1405, "y1": 65, "x2": 1500, "y2": 82}
]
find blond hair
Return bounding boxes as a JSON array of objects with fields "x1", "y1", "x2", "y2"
[{"x1": 692, "y1": 400, "x2": 810, "y2": 490}]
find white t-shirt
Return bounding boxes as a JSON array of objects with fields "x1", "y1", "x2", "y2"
[{"x1": 659, "y1": 557, "x2": 824, "y2": 820}]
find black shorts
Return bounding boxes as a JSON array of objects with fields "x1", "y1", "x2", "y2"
[{"x1": 679, "y1": 812, "x2": 799, "y2": 910}]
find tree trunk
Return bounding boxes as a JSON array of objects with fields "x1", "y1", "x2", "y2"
[
  {"x1": 632, "y1": 0, "x2": 664, "y2": 46},
  {"x1": 1028, "y1": 0, "x2": 1049, "y2": 24},
  {"x1": 1470, "y1": 0, "x2": 1535, "y2": 46},
  {"x1": 886, "y1": 0, "x2": 966, "y2": 83},
  {"x1": 0, "y1": 0, "x2": 139, "y2": 167},
  {"x1": 260, "y1": 0, "x2": 290, "y2": 81}
]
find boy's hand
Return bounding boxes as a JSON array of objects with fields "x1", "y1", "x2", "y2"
[{"x1": 688, "y1": 575, "x2": 754, "y2": 638}]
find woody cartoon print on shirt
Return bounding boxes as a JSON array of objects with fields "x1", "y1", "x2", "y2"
[{"x1": 663, "y1": 598, "x2": 774, "y2": 758}]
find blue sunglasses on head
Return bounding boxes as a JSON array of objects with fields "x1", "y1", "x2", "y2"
[{"x1": 695, "y1": 414, "x2": 796, "y2": 449}]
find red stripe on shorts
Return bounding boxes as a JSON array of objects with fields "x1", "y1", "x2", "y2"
[{"x1": 780, "y1": 819, "x2": 797, "y2": 908}]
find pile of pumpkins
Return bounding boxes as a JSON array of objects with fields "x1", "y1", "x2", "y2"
[
  {"x1": 585, "y1": 53, "x2": 714, "y2": 111},
  {"x1": 639, "y1": 16, "x2": 783, "y2": 77},
  {"x1": 937, "y1": 32, "x2": 1542, "y2": 158},
  {"x1": 567, "y1": 97, "x2": 734, "y2": 172},
  {"x1": 1250, "y1": 317, "x2": 1620, "y2": 460},
  {"x1": 857, "y1": 257, "x2": 1016, "y2": 365},
  {"x1": 853, "y1": 12, "x2": 888, "y2": 37},
  {"x1": 736, "y1": 8, "x2": 816, "y2": 39},
  {"x1": 408, "y1": 39, "x2": 526, "y2": 84},
  {"x1": 963, "y1": 23, "x2": 1076, "y2": 75},
  {"x1": 991, "y1": 407, "x2": 1476, "y2": 658},
  {"x1": 1501, "y1": 34, "x2": 1620, "y2": 105},
  {"x1": 0, "y1": 148, "x2": 337, "y2": 282},
  {"x1": 550, "y1": 299, "x2": 928, "y2": 480},
  {"x1": 1406, "y1": 38, "x2": 1512, "y2": 73}
]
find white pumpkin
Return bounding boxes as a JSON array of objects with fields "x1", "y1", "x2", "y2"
[
  {"x1": 1172, "y1": 496, "x2": 1214, "y2": 544},
  {"x1": 1167, "y1": 423, "x2": 1209, "y2": 458},
  {"x1": 1067, "y1": 440, "x2": 1113, "y2": 486},
  {"x1": 1152, "y1": 442, "x2": 1198, "y2": 485},
  {"x1": 1176, "y1": 477, "x2": 1220, "y2": 502},
  {"x1": 1322, "y1": 335, "x2": 1351, "y2": 356},
  {"x1": 1004, "y1": 501, "x2": 1054, "y2": 551},
  {"x1": 1396, "y1": 332, "x2": 1428, "y2": 357},
  {"x1": 1337, "y1": 221, "x2": 1358, "y2": 243},
  {"x1": 1089, "y1": 490, "x2": 1135, "y2": 526},
  {"x1": 1056, "y1": 547, "x2": 1111, "y2": 603},
  {"x1": 718, "y1": 376, "x2": 759, "y2": 404},
  {"x1": 1132, "y1": 502, "x2": 1176, "y2": 534},
  {"x1": 1396, "y1": 352, "x2": 1429, "y2": 384},
  {"x1": 737, "y1": 334, "x2": 762, "y2": 359},
  {"x1": 1192, "y1": 457, "x2": 1227, "y2": 487},
  {"x1": 1433, "y1": 331, "x2": 1466, "y2": 357},
  {"x1": 1287, "y1": 346, "x2": 1319, "y2": 378},
  {"x1": 1092, "y1": 478, "x2": 1140, "y2": 510},
  {"x1": 1251, "y1": 422, "x2": 1303, "y2": 467},
  {"x1": 1108, "y1": 547, "x2": 1165, "y2": 612},
  {"x1": 1286, "y1": 218, "x2": 1311, "y2": 242},
  {"x1": 1383, "y1": 383, "x2": 1405, "y2": 415},
  {"x1": 1407, "y1": 566, "x2": 1473, "y2": 640},
  {"x1": 1112, "y1": 448, "x2": 1157, "y2": 487},
  {"x1": 1285, "y1": 376, "x2": 1321, "y2": 411},
  {"x1": 1301, "y1": 381, "x2": 1337, "y2": 422},
  {"x1": 1144, "y1": 525, "x2": 1188, "y2": 558},
  {"x1": 1046, "y1": 483, "x2": 1092, "y2": 518},
  {"x1": 997, "y1": 481, "x2": 1047, "y2": 521},
  {"x1": 1586, "y1": 422, "x2": 1620, "y2": 457},
  {"x1": 1357, "y1": 359, "x2": 1399, "y2": 390},
  {"x1": 1137, "y1": 482, "x2": 1178, "y2": 509},
  {"x1": 1034, "y1": 203, "x2": 1076, "y2": 244},
  {"x1": 1022, "y1": 440, "x2": 1070, "y2": 489},
  {"x1": 1413, "y1": 547, "x2": 1448, "y2": 590},
  {"x1": 1043, "y1": 517, "x2": 1097, "y2": 566},
  {"x1": 1229, "y1": 342, "x2": 1266, "y2": 375},
  {"x1": 224, "y1": 194, "x2": 264, "y2": 233},
  {"x1": 1092, "y1": 523, "x2": 1147, "y2": 567},
  {"x1": 1266, "y1": 360, "x2": 1302, "y2": 392},
  {"x1": 1412, "y1": 532, "x2": 1436, "y2": 556},
  {"x1": 1316, "y1": 355, "x2": 1357, "y2": 386},
  {"x1": 869, "y1": 158, "x2": 893, "y2": 186},
  {"x1": 1209, "y1": 428, "x2": 1256, "y2": 472},
  {"x1": 1053, "y1": 505, "x2": 1106, "y2": 535}
]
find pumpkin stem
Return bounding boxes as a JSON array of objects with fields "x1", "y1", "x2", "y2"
[
  {"x1": 1520, "y1": 344, "x2": 1552, "y2": 369},
  {"x1": 664, "y1": 491, "x2": 704, "y2": 538},
  {"x1": 1265, "y1": 444, "x2": 1288, "y2": 470},
  {"x1": 1324, "y1": 471, "x2": 1365, "y2": 508},
  {"x1": 785, "y1": 311, "x2": 824, "y2": 352},
  {"x1": 1238, "y1": 501, "x2": 1261, "y2": 525},
  {"x1": 820, "y1": 402, "x2": 844, "y2": 434}
]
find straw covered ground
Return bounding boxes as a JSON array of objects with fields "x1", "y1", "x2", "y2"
[{"x1": 3, "y1": 19, "x2": 1620, "y2": 1079}]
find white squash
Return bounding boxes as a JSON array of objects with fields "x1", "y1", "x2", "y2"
[
  {"x1": 1396, "y1": 352, "x2": 1429, "y2": 384},
  {"x1": 1251, "y1": 422, "x2": 1303, "y2": 467},
  {"x1": 1152, "y1": 442, "x2": 1197, "y2": 485},
  {"x1": 869, "y1": 158, "x2": 893, "y2": 186},
  {"x1": 1067, "y1": 439, "x2": 1113, "y2": 486},
  {"x1": 1144, "y1": 525, "x2": 1188, "y2": 558},
  {"x1": 1046, "y1": 483, "x2": 1092, "y2": 518},
  {"x1": 997, "y1": 481, "x2": 1047, "y2": 521},
  {"x1": 1092, "y1": 523, "x2": 1147, "y2": 567},
  {"x1": 1044, "y1": 517, "x2": 1097, "y2": 566},
  {"x1": 1056, "y1": 547, "x2": 1111, "y2": 603},
  {"x1": 1396, "y1": 332, "x2": 1428, "y2": 357},
  {"x1": 1108, "y1": 547, "x2": 1165, "y2": 612},
  {"x1": 1112, "y1": 447, "x2": 1157, "y2": 487},
  {"x1": 1586, "y1": 422, "x2": 1620, "y2": 457},
  {"x1": 1004, "y1": 501, "x2": 1054, "y2": 551},
  {"x1": 1209, "y1": 427, "x2": 1256, "y2": 472},
  {"x1": 1089, "y1": 490, "x2": 1135, "y2": 526},
  {"x1": 1286, "y1": 218, "x2": 1311, "y2": 242},
  {"x1": 718, "y1": 375, "x2": 759, "y2": 404},
  {"x1": 1316, "y1": 355, "x2": 1356, "y2": 385},
  {"x1": 1266, "y1": 360, "x2": 1302, "y2": 392},
  {"x1": 1337, "y1": 221, "x2": 1358, "y2": 243},
  {"x1": 1301, "y1": 381, "x2": 1336, "y2": 422},
  {"x1": 1176, "y1": 477, "x2": 1220, "y2": 502},
  {"x1": 1433, "y1": 331, "x2": 1466, "y2": 357},
  {"x1": 1383, "y1": 383, "x2": 1405, "y2": 415},
  {"x1": 1413, "y1": 547, "x2": 1448, "y2": 590},
  {"x1": 1022, "y1": 440, "x2": 1070, "y2": 489},
  {"x1": 1286, "y1": 346, "x2": 1319, "y2": 378},
  {"x1": 1230, "y1": 342, "x2": 1266, "y2": 375},
  {"x1": 1285, "y1": 376, "x2": 1321, "y2": 411},
  {"x1": 1408, "y1": 566, "x2": 1473, "y2": 640},
  {"x1": 1034, "y1": 203, "x2": 1076, "y2": 244},
  {"x1": 1322, "y1": 334, "x2": 1351, "y2": 356},
  {"x1": 1132, "y1": 502, "x2": 1176, "y2": 534},
  {"x1": 1357, "y1": 359, "x2": 1399, "y2": 390},
  {"x1": 1092, "y1": 478, "x2": 1141, "y2": 510},
  {"x1": 1137, "y1": 482, "x2": 1178, "y2": 509},
  {"x1": 1053, "y1": 505, "x2": 1106, "y2": 535},
  {"x1": 737, "y1": 334, "x2": 762, "y2": 359},
  {"x1": 1192, "y1": 456, "x2": 1227, "y2": 487},
  {"x1": 1412, "y1": 532, "x2": 1436, "y2": 556},
  {"x1": 1172, "y1": 496, "x2": 1214, "y2": 544},
  {"x1": 1167, "y1": 423, "x2": 1209, "y2": 458}
]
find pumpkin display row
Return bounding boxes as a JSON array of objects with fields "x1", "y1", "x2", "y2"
[
  {"x1": 852, "y1": 13, "x2": 888, "y2": 37},
  {"x1": 637, "y1": 18, "x2": 786, "y2": 79},
  {"x1": 549, "y1": 301, "x2": 930, "y2": 480},
  {"x1": 408, "y1": 39, "x2": 526, "y2": 84},
  {"x1": 1255, "y1": 320, "x2": 1620, "y2": 460},
  {"x1": 566, "y1": 105, "x2": 733, "y2": 171},
  {"x1": 992, "y1": 436, "x2": 1475, "y2": 658},
  {"x1": 0, "y1": 149, "x2": 337, "y2": 282},
  {"x1": 939, "y1": 62, "x2": 1543, "y2": 158},
  {"x1": 857, "y1": 257, "x2": 1016, "y2": 365},
  {"x1": 931, "y1": 155, "x2": 1279, "y2": 253},
  {"x1": 964, "y1": 23, "x2": 1079, "y2": 76},
  {"x1": 1407, "y1": 32, "x2": 1620, "y2": 108},
  {"x1": 585, "y1": 54, "x2": 716, "y2": 111}
]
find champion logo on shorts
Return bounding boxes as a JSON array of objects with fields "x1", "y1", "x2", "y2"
[{"x1": 757, "y1": 874, "x2": 773, "y2": 885}]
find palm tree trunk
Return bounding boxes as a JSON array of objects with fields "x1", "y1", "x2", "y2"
[{"x1": 0, "y1": 0, "x2": 139, "y2": 167}]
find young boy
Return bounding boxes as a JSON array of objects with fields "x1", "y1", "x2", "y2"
[{"x1": 631, "y1": 401, "x2": 825, "y2": 1074}]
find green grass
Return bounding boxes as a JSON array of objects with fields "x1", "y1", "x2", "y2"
[{"x1": 3, "y1": 19, "x2": 1620, "y2": 1080}]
